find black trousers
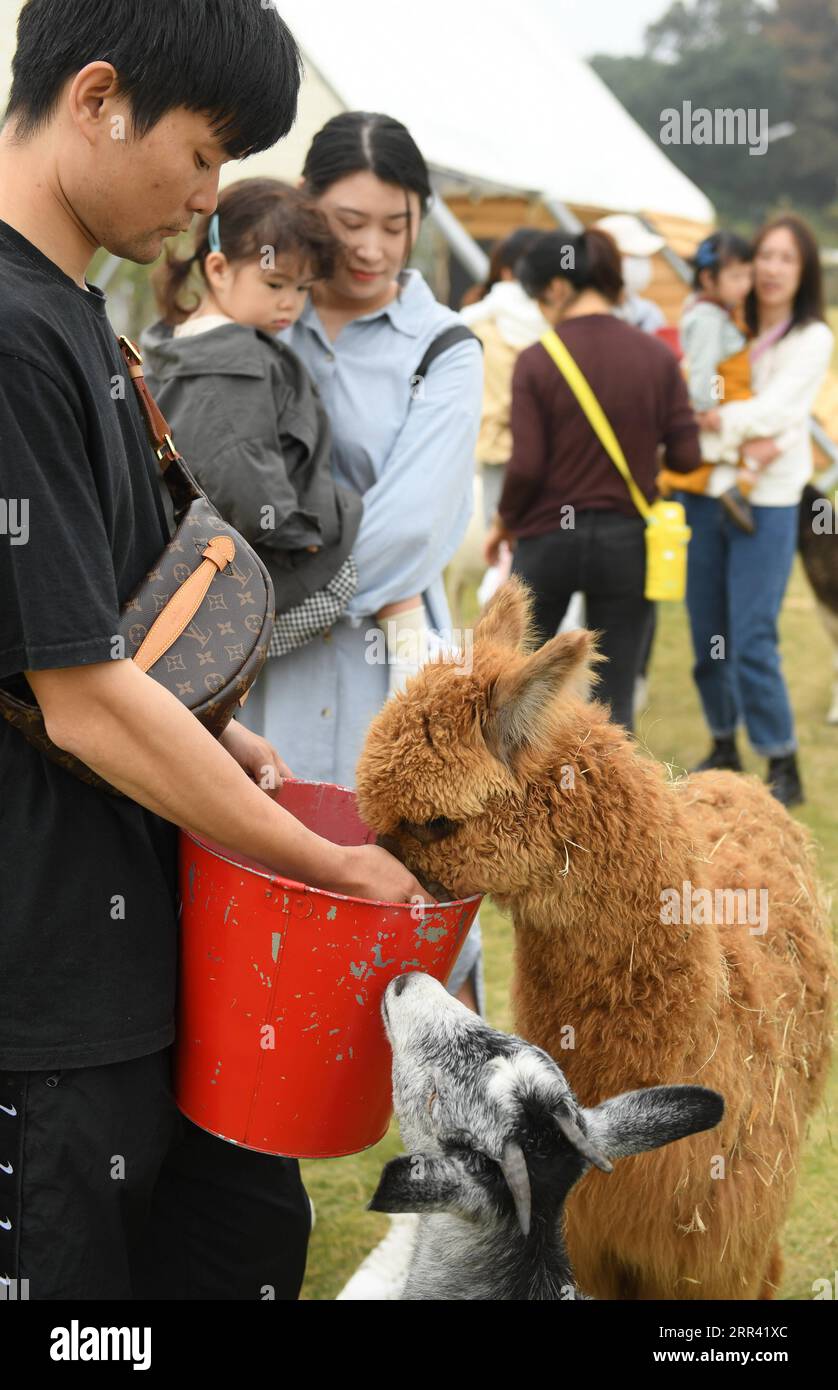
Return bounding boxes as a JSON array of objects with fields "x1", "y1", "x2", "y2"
[
  {"x1": 0, "y1": 1048, "x2": 311, "y2": 1301},
  {"x1": 511, "y1": 510, "x2": 654, "y2": 731}
]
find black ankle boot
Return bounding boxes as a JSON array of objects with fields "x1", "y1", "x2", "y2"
[
  {"x1": 767, "y1": 753, "x2": 804, "y2": 808},
  {"x1": 691, "y1": 736, "x2": 743, "y2": 773}
]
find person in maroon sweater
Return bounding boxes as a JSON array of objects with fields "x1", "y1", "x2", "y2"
[{"x1": 484, "y1": 228, "x2": 701, "y2": 730}]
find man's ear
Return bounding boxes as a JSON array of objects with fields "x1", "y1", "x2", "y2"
[
  {"x1": 582, "y1": 1085, "x2": 724, "y2": 1161},
  {"x1": 368, "y1": 1154, "x2": 477, "y2": 1217},
  {"x1": 482, "y1": 628, "x2": 599, "y2": 765},
  {"x1": 474, "y1": 576, "x2": 533, "y2": 651}
]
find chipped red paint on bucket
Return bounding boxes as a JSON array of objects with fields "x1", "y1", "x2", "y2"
[{"x1": 175, "y1": 780, "x2": 482, "y2": 1158}]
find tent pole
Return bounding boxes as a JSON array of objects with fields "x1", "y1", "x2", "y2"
[
  {"x1": 542, "y1": 197, "x2": 583, "y2": 234},
  {"x1": 427, "y1": 194, "x2": 489, "y2": 282}
]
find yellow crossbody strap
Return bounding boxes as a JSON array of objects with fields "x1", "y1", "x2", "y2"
[{"x1": 540, "y1": 330, "x2": 652, "y2": 522}]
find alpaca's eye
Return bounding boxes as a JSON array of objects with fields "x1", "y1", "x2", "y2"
[{"x1": 400, "y1": 817, "x2": 457, "y2": 843}]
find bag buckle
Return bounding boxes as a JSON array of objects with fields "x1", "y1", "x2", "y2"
[
  {"x1": 118, "y1": 335, "x2": 143, "y2": 366},
  {"x1": 156, "y1": 433, "x2": 178, "y2": 463}
]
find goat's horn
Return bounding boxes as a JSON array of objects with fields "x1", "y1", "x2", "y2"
[
  {"x1": 499, "y1": 1141, "x2": 532, "y2": 1238},
  {"x1": 555, "y1": 1112, "x2": 613, "y2": 1173}
]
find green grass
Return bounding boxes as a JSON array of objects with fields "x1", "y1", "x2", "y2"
[{"x1": 299, "y1": 560, "x2": 837, "y2": 1300}]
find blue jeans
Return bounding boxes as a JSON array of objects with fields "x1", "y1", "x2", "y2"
[{"x1": 681, "y1": 493, "x2": 798, "y2": 757}]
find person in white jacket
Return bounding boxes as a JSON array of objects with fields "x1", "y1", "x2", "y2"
[
  {"x1": 682, "y1": 214, "x2": 833, "y2": 807},
  {"x1": 460, "y1": 230, "x2": 550, "y2": 527}
]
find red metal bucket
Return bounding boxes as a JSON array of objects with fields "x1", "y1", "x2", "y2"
[{"x1": 175, "y1": 780, "x2": 482, "y2": 1158}]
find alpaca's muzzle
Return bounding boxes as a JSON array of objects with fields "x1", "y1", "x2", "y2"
[{"x1": 376, "y1": 832, "x2": 455, "y2": 904}]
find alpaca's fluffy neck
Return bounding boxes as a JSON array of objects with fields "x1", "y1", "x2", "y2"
[
  {"x1": 503, "y1": 708, "x2": 718, "y2": 1094},
  {"x1": 515, "y1": 706, "x2": 700, "y2": 938},
  {"x1": 402, "y1": 1211, "x2": 583, "y2": 1301}
]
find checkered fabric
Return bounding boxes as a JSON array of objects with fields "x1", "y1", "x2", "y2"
[{"x1": 268, "y1": 554, "x2": 359, "y2": 658}]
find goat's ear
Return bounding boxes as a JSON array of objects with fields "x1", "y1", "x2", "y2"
[
  {"x1": 368, "y1": 1154, "x2": 476, "y2": 1217},
  {"x1": 582, "y1": 1085, "x2": 724, "y2": 1161},
  {"x1": 482, "y1": 628, "x2": 598, "y2": 765},
  {"x1": 474, "y1": 576, "x2": 533, "y2": 651}
]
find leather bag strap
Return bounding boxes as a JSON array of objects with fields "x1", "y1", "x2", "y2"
[
  {"x1": 116, "y1": 334, "x2": 202, "y2": 514},
  {"x1": 133, "y1": 534, "x2": 236, "y2": 673}
]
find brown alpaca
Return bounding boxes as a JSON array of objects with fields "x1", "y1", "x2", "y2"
[{"x1": 355, "y1": 578, "x2": 835, "y2": 1300}]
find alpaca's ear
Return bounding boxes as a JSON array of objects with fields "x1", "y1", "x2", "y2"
[
  {"x1": 474, "y1": 576, "x2": 533, "y2": 651},
  {"x1": 582, "y1": 1085, "x2": 725, "y2": 1161},
  {"x1": 368, "y1": 1154, "x2": 488, "y2": 1217},
  {"x1": 482, "y1": 627, "x2": 597, "y2": 765}
]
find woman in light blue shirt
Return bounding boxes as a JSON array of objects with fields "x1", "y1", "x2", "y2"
[{"x1": 240, "y1": 112, "x2": 486, "y2": 1011}]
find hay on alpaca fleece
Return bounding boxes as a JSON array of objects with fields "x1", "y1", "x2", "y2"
[{"x1": 355, "y1": 577, "x2": 836, "y2": 1300}]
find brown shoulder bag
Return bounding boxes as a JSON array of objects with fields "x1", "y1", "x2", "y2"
[{"x1": 0, "y1": 334, "x2": 275, "y2": 796}]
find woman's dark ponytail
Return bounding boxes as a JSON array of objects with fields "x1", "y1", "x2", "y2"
[
  {"x1": 517, "y1": 227, "x2": 624, "y2": 304},
  {"x1": 578, "y1": 228, "x2": 623, "y2": 301}
]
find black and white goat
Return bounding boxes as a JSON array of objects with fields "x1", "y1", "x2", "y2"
[{"x1": 369, "y1": 973, "x2": 724, "y2": 1301}]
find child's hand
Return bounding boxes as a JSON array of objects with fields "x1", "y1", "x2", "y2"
[
  {"x1": 742, "y1": 437, "x2": 780, "y2": 468},
  {"x1": 377, "y1": 597, "x2": 423, "y2": 621},
  {"x1": 696, "y1": 408, "x2": 722, "y2": 432}
]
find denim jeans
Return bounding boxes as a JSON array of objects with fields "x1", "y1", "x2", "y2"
[
  {"x1": 511, "y1": 510, "x2": 653, "y2": 731},
  {"x1": 680, "y1": 493, "x2": 798, "y2": 757}
]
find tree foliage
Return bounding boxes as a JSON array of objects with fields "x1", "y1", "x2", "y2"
[{"x1": 591, "y1": 0, "x2": 838, "y2": 226}]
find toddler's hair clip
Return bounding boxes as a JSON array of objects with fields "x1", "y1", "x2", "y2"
[
  {"x1": 208, "y1": 213, "x2": 222, "y2": 254},
  {"x1": 693, "y1": 236, "x2": 718, "y2": 269}
]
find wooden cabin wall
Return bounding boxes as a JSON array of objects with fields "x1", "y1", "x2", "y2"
[{"x1": 443, "y1": 193, "x2": 710, "y2": 323}]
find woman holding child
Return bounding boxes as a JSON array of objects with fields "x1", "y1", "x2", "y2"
[
  {"x1": 675, "y1": 215, "x2": 832, "y2": 807},
  {"x1": 142, "y1": 113, "x2": 486, "y2": 1015}
]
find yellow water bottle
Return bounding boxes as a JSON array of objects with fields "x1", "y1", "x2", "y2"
[{"x1": 644, "y1": 499, "x2": 692, "y2": 601}]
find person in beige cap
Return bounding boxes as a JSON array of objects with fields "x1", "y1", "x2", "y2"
[{"x1": 594, "y1": 213, "x2": 666, "y2": 334}]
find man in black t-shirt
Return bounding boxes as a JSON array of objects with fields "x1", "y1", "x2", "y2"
[{"x1": 0, "y1": 0, "x2": 424, "y2": 1301}]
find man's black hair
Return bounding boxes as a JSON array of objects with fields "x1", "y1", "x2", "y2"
[{"x1": 3, "y1": 0, "x2": 303, "y2": 159}]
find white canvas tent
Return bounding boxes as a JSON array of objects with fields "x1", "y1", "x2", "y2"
[{"x1": 231, "y1": 0, "x2": 713, "y2": 224}]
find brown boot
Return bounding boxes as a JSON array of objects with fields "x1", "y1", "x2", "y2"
[{"x1": 720, "y1": 486, "x2": 755, "y2": 533}]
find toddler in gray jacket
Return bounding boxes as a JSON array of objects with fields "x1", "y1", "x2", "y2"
[{"x1": 141, "y1": 178, "x2": 363, "y2": 656}]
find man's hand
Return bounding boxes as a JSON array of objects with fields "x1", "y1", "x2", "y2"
[
  {"x1": 334, "y1": 843, "x2": 431, "y2": 905},
  {"x1": 219, "y1": 720, "x2": 293, "y2": 789},
  {"x1": 26, "y1": 660, "x2": 432, "y2": 903},
  {"x1": 484, "y1": 518, "x2": 513, "y2": 567}
]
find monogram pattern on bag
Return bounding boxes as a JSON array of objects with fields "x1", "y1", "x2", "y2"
[{"x1": 118, "y1": 496, "x2": 271, "y2": 714}]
